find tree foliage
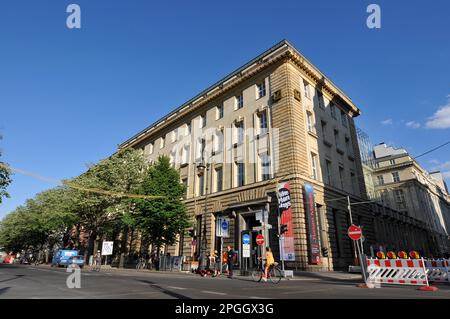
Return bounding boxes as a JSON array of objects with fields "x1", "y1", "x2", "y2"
[
  {"x1": 0, "y1": 187, "x2": 76, "y2": 251},
  {"x1": 0, "y1": 135, "x2": 12, "y2": 204},
  {"x1": 67, "y1": 149, "x2": 149, "y2": 238},
  {"x1": 133, "y1": 155, "x2": 190, "y2": 254},
  {"x1": 0, "y1": 150, "x2": 190, "y2": 261}
]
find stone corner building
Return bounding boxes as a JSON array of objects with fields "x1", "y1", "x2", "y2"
[{"x1": 118, "y1": 40, "x2": 438, "y2": 271}]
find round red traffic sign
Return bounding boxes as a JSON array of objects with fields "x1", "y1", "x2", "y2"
[
  {"x1": 348, "y1": 225, "x2": 362, "y2": 240},
  {"x1": 256, "y1": 234, "x2": 265, "y2": 246}
]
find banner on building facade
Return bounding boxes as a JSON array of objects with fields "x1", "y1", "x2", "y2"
[
  {"x1": 277, "y1": 182, "x2": 295, "y2": 261},
  {"x1": 304, "y1": 183, "x2": 321, "y2": 264}
]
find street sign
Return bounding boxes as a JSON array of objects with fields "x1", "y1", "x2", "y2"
[
  {"x1": 262, "y1": 222, "x2": 272, "y2": 229},
  {"x1": 255, "y1": 210, "x2": 263, "y2": 222},
  {"x1": 347, "y1": 225, "x2": 362, "y2": 241},
  {"x1": 216, "y1": 217, "x2": 230, "y2": 238},
  {"x1": 242, "y1": 234, "x2": 250, "y2": 245},
  {"x1": 252, "y1": 224, "x2": 272, "y2": 232},
  {"x1": 101, "y1": 241, "x2": 113, "y2": 256},
  {"x1": 256, "y1": 234, "x2": 265, "y2": 246},
  {"x1": 243, "y1": 244, "x2": 250, "y2": 258}
]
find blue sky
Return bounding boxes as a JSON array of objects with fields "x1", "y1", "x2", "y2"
[{"x1": 0, "y1": 0, "x2": 449, "y2": 218}]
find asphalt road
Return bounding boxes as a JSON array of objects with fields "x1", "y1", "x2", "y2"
[{"x1": 1, "y1": 264, "x2": 450, "y2": 299}]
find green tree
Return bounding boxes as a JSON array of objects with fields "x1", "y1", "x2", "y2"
[
  {"x1": 134, "y1": 155, "x2": 190, "y2": 258},
  {"x1": 0, "y1": 135, "x2": 12, "y2": 204},
  {"x1": 67, "y1": 148, "x2": 149, "y2": 259},
  {"x1": 0, "y1": 187, "x2": 76, "y2": 255}
]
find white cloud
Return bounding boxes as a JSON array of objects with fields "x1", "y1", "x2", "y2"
[
  {"x1": 438, "y1": 161, "x2": 450, "y2": 171},
  {"x1": 381, "y1": 119, "x2": 393, "y2": 125},
  {"x1": 429, "y1": 159, "x2": 440, "y2": 165},
  {"x1": 443, "y1": 171, "x2": 450, "y2": 179},
  {"x1": 405, "y1": 121, "x2": 421, "y2": 129},
  {"x1": 426, "y1": 96, "x2": 450, "y2": 129}
]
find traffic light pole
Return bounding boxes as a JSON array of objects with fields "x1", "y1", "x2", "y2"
[{"x1": 277, "y1": 207, "x2": 285, "y2": 273}]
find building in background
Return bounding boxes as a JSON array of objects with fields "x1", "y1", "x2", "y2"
[
  {"x1": 356, "y1": 131, "x2": 444, "y2": 257},
  {"x1": 370, "y1": 143, "x2": 450, "y2": 257}
]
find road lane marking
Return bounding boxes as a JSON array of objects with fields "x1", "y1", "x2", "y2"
[
  {"x1": 201, "y1": 291, "x2": 226, "y2": 295},
  {"x1": 93, "y1": 291, "x2": 162, "y2": 298},
  {"x1": 280, "y1": 288, "x2": 333, "y2": 295},
  {"x1": 249, "y1": 296, "x2": 270, "y2": 299},
  {"x1": 167, "y1": 286, "x2": 187, "y2": 290}
]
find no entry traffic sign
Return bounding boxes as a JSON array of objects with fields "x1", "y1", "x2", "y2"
[
  {"x1": 347, "y1": 225, "x2": 362, "y2": 241},
  {"x1": 256, "y1": 234, "x2": 265, "y2": 246}
]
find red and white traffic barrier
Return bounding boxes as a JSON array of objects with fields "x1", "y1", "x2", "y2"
[
  {"x1": 366, "y1": 258, "x2": 437, "y2": 291},
  {"x1": 425, "y1": 259, "x2": 449, "y2": 283}
]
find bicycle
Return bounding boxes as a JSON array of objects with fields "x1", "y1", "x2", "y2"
[
  {"x1": 92, "y1": 261, "x2": 102, "y2": 272},
  {"x1": 136, "y1": 257, "x2": 147, "y2": 270},
  {"x1": 31, "y1": 257, "x2": 40, "y2": 266},
  {"x1": 251, "y1": 259, "x2": 282, "y2": 284}
]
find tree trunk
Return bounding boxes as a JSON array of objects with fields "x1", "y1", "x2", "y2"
[
  {"x1": 127, "y1": 228, "x2": 135, "y2": 265},
  {"x1": 74, "y1": 223, "x2": 81, "y2": 249},
  {"x1": 93, "y1": 234, "x2": 100, "y2": 255},
  {"x1": 84, "y1": 230, "x2": 96, "y2": 264},
  {"x1": 119, "y1": 226, "x2": 129, "y2": 268}
]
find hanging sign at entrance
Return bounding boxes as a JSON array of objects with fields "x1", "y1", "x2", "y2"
[
  {"x1": 277, "y1": 182, "x2": 295, "y2": 261},
  {"x1": 304, "y1": 183, "x2": 321, "y2": 265},
  {"x1": 216, "y1": 217, "x2": 230, "y2": 238}
]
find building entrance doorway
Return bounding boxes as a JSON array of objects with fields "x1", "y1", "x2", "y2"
[{"x1": 239, "y1": 212, "x2": 264, "y2": 270}]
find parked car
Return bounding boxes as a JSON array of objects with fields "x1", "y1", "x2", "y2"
[
  {"x1": 51, "y1": 250, "x2": 79, "y2": 267},
  {"x1": 67, "y1": 255, "x2": 85, "y2": 268},
  {"x1": 3, "y1": 254, "x2": 15, "y2": 264}
]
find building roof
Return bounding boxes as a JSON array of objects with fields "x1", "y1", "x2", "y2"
[{"x1": 119, "y1": 39, "x2": 360, "y2": 150}]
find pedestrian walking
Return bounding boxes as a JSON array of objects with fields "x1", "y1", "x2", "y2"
[
  {"x1": 93, "y1": 250, "x2": 102, "y2": 271},
  {"x1": 212, "y1": 250, "x2": 221, "y2": 277},
  {"x1": 226, "y1": 246, "x2": 235, "y2": 279}
]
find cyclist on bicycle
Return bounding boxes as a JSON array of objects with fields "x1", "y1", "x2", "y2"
[{"x1": 262, "y1": 247, "x2": 275, "y2": 282}]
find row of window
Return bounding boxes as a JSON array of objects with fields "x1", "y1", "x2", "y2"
[
  {"x1": 303, "y1": 79, "x2": 348, "y2": 127},
  {"x1": 310, "y1": 152, "x2": 358, "y2": 194},
  {"x1": 186, "y1": 153, "x2": 271, "y2": 197},
  {"x1": 154, "y1": 109, "x2": 269, "y2": 167},
  {"x1": 144, "y1": 83, "x2": 268, "y2": 156},
  {"x1": 376, "y1": 172, "x2": 401, "y2": 186},
  {"x1": 374, "y1": 159, "x2": 396, "y2": 168},
  {"x1": 306, "y1": 112, "x2": 354, "y2": 156},
  {"x1": 379, "y1": 189, "x2": 406, "y2": 211}
]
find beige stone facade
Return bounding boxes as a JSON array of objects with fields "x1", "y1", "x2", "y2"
[
  {"x1": 118, "y1": 40, "x2": 442, "y2": 271},
  {"x1": 371, "y1": 143, "x2": 450, "y2": 256}
]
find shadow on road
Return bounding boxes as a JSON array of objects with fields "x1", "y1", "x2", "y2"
[
  {"x1": 0, "y1": 287, "x2": 11, "y2": 295},
  {"x1": 0, "y1": 275, "x2": 24, "y2": 283},
  {"x1": 136, "y1": 279, "x2": 192, "y2": 299}
]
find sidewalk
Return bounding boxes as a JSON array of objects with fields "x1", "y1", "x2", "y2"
[{"x1": 34, "y1": 263, "x2": 362, "y2": 281}]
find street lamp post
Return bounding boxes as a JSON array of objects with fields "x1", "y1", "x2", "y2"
[{"x1": 197, "y1": 162, "x2": 211, "y2": 270}]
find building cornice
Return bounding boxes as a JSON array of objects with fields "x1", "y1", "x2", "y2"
[{"x1": 118, "y1": 39, "x2": 361, "y2": 151}]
